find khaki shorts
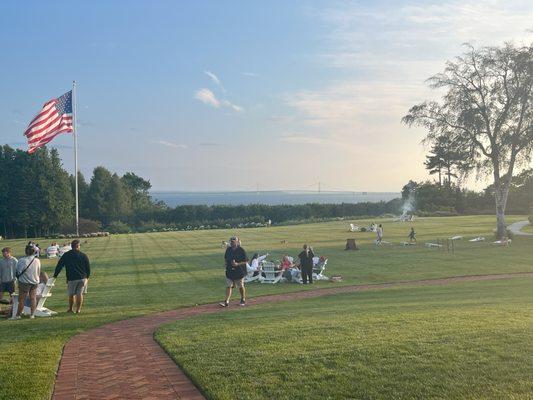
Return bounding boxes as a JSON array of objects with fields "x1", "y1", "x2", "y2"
[
  {"x1": 226, "y1": 278, "x2": 244, "y2": 289},
  {"x1": 67, "y1": 279, "x2": 87, "y2": 296}
]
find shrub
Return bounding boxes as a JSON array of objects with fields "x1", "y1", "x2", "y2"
[
  {"x1": 106, "y1": 221, "x2": 132, "y2": 234},
  {"x1": 59, "y1": 218, "x2": 102, "y2": 235}
]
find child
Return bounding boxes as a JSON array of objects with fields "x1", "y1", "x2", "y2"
[{"x1": 408, "y1": 227, "x2": 417, "y2": 243}]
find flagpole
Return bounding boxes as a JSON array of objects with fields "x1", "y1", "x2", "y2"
[{"x1": 73, "y1": 81, "x2": 79, "y2": 237}]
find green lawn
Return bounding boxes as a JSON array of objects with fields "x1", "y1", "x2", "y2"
[
  {"x1": 156, "y1": 279, "x2": 533, "y2": 400},
  {"x1": 0, "y1": 215, "x2": 531, "y2": 399}
]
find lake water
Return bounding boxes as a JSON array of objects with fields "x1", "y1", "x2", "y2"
[{"x1": 151, "y1": 191, "x2": 400, "y2": 207}]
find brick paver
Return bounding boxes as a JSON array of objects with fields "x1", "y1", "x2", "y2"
[{"x1": 52, "y1": 272, "x2": 533, "y2": 400}]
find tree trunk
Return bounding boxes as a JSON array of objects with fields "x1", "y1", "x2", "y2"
[{"x1": 495, "y1": 191, "x2": 507, "y2": 239}]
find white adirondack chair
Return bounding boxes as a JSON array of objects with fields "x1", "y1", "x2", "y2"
[
  {"x1": 312, "y1": 258, "x2": 328, "y2": 281},
  {"x1": 11, "y1": 278, "x2": 58, "y2": 318},
  {"x1": 260, "y1": 261, "x2": 283, "y2": 284},
  {"x1": 493, "y1": 239, "x2": 511, "y2": 246}
]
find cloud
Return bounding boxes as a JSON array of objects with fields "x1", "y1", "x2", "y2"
[
  {"x1": 204, "y1": 70, "x2": 221, "y2": 85},
  {"x1": 153, "y1": 140, "x2": 188, "y2": 149},
  {"x1": 241, "y1": 72, "x2": 259, "y2": 77},
  {"x1": 221, "y1": 100, "x2": 243, "y2": 112},
  {"x1": 195, "y1": 88, "x2": 220, "y2": 108},
  {"x1": 316, "y1": 1, "x2": 533, "y2": 72},
  {"x1": 194, "y1": 88, "x2": 244, "y2": 112}
]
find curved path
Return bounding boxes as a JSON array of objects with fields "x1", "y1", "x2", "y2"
[
  {"x1": 508, "y1": 220, "x2": 533, "y2": 236},
  {"x1": 52, "y1": 272, "x2": 533, "y2": 400}
]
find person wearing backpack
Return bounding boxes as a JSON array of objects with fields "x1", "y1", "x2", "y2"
[{"x1": 12, "y1": 245, "x2": 41, "y2": 319}]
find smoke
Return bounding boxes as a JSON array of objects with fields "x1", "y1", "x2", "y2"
[{"x1": 401, "y1": 192, "x2": 416, "y2": 216}]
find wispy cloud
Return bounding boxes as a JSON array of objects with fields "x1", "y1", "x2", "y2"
[
  {"x1": 241, "y1": 72, "x2": 259, "y2": 77},
  {"x1": 153, "y1": 140, "x2": 188, "y2": 149},
  {"x1": 280, "y1": 0, "x2": 533, "y2": 157},
  {"x1": 204, "y1": 70, "x2": 221, "y2": 85},
  {"x1": 317, "y1": 1, "x2": 533, "y2": 73},
  {"x1": 204, "y1": 70, "x2": 226, "y2": 91},
  {"x1": 194, "y1": 88, "x2": 244, "y2": 112},
  {"x1": 221, "y1": 100, "x2": 243, "y2": 112}
]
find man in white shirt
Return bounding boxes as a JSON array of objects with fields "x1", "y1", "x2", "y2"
[
  {"x1": 0, "y1": 247, "x2": 17, "y2": 304},
  {"x1": 12, "y1": 245, "x2": 41, "y2": 319}
]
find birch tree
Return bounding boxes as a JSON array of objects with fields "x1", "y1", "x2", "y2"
[{"x1": 403, "y1": 43, "x2": 533, "y2": 238}]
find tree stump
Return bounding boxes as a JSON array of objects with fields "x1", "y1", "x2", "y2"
[{"x1": 345, "y1": 238, "x2": 358, "y2": 250}]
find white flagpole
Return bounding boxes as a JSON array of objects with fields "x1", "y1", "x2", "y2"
[{"x1": 73, "y1": 81, "x2": 79, "y2": 237}]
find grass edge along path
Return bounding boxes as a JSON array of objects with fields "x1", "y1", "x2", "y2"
[{"x1": 52, "y1": 272, "x2": 533, "y2": 400}]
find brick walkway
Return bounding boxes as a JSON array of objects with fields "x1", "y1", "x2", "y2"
[{"x1": 52, "y1": 272, "x2": 533, "y2": 400}]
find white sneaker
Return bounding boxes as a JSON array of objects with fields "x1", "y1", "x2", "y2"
[
  {"x1": 9, "y1": 316, "x2": 21, "y2": 320},
  {"x1": 29, "y1": 315, "x2": 35, "y2": 319}
]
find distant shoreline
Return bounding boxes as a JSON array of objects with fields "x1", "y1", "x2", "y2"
[{"x1": 151, "y1": 190, "x2": 401, "y2": 207}]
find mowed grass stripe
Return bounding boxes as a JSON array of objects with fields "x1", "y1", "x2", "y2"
[
  {"x1": 156, "y1": 278, "x2": 533, "y2": 400},
  {"x1": 0, "y1": 215, "x2": 531, "y2": 400}
]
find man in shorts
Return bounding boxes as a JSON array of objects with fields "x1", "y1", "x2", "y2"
[
  {"x1": 220, "y1": 236, "x2": 248, "y2": 307},
  {"x1": 53, "y1": 239, "x2": 91, "y2": 314},
  {"x1": 0, "y1": 247, "x2": 17, "y2": 304}
]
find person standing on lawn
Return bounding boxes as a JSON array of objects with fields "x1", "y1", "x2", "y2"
[
  {"x1": 298, "y1": 244, "x2": 315, "y2": 284},
  {"x1": 408, "y1": 227, "x2": 417, "y2": 243},
  {"x1": 220, "y1": 236, "x2": 248, "y2": 307},
  {"x1": 53, "y1": 239, "x2": 90, "y2": 314},
  {"x1": 0, "y1": 247, "x2": 17, "y2": 304},
  {"x1": 13, "y1": 245, "x2": 41, "y2": 319},
  {"x1": 376, "y1": 224, "x2": 384, "y2": 244}
]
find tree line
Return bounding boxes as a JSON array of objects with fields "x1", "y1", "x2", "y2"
[
  {"x1": 1, "y1": 143, "x2": 531, "y2": 239},
  {"x1": 0, "y1": 144, "x2": 405, "y2": 238},
  {"x1": 402, "y1": 168, "x2": 533, "y2": 217}
]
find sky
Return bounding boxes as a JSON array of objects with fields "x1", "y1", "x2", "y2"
[{"x1": 1, "y1": 0, "x2": 532, "y2": 192}]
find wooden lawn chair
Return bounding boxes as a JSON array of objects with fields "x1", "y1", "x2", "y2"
[{"x1": 260, "y1": 261, "x2": 283, "y2": 284}]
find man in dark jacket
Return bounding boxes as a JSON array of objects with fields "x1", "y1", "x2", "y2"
[
  {"x1": 53, "y1": 239, "x2": 90, "y2": 314},
  {"x1": 298, "y1": 244, "x2": 315, "y2": 284},
  {"x1": 220, "y1": 236, "x2": 248, "y2": 307}
]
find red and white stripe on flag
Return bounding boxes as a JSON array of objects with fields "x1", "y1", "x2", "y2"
[{"x1": 24, "y1": 90, "x2": 73, "y2": 153}]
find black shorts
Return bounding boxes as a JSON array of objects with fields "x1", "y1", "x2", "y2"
[{"x1": 0, "y1": 281, "x2": 15, "y2": 294}]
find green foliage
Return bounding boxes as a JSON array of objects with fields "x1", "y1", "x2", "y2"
[
  {"x1": 403, "y1": 42, "x2": 533, "y2": 239},
  {"x1": 0, "y1": 145, "x2": 73, "y2": 238},
  {"x1": 404, "y1": 170, "x2": 533, "y2": 216},
  {"x1": 106, "y1": 220, "x2": 131, "y2": 234}
]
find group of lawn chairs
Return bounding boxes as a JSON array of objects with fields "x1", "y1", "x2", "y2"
[{"x1": 244, "y1": 256, "x2": 328, "y2": 284}]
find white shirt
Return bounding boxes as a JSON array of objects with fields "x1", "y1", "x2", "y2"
[
  {"x1": 16, "y1": 256, "x2": 41, "y2": 285},
  {"x1": 247, "y1": 254, "x2": 268, "y2": 273}
]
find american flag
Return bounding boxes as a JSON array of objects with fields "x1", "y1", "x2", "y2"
[{"x1": 24, "y1": 90, "x2": 73, "y2": 153}]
